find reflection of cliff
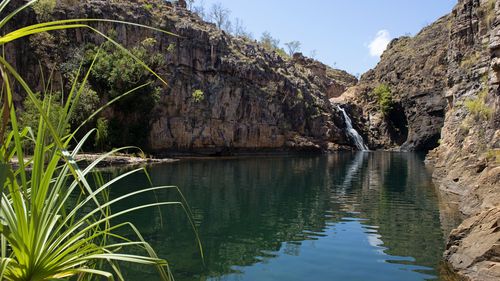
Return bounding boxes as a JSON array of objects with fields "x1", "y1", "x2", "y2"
[
  {"x1": 109, "y1": 153, "x2": 446, "y2": 280},
  {"x1": 112, "y1": 156, "x2": 338, "y2": 280},
  {"x1": 340, "y1": 153, "x2": 445, "y2": 268}
]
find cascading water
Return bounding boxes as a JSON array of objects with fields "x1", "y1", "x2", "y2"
[{"x1": 337, "y1": 105, "x2": 369, "y2": 151}]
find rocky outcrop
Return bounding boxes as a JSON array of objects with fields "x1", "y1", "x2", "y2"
[
  {"x1": 292, "y1": 53, "x2": 357, "y2": 99},
  {"x1": 337, "y1": 0, "x2": 499, "y2": 279},
  {"x1": 335, "y1": 0, "x2": 499, "y2": 279},
  {"x1": 444, "y1": 208, "x2": 500, "y2": 281},
  {"x1": 9, "y1": 0, "x2": 358, "y2": 155},
  {"x1": 426, "y1": 0, "x2": 500, "y2": 279},
  {"x1": 427, "y1": 0, "x2": 499, "y2": 216},
  {"x1": 336, "y1": 16, "x2": 450, "y2": 151}
]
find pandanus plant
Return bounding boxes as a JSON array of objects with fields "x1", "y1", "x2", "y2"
[{"x1": 0, "y1": 0, "x2": 202, "y2": 280}]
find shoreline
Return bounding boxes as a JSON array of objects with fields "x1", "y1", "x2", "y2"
[
  {"x1": 9, "y1": 153, "x2": 179, "y2": 168},
  {"x1": 8, "y1": 150, "x2": 428, "y2": 169},
  {"x1": 76, "y1": 153, "x2": 179, "y2": 166}
]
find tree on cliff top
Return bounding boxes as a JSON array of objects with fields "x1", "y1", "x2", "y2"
[
  {"x1": 208, "y1": 2, "x2": 232, "y2": 31},
  {"x1": 260, "y1": 31, "x2": 280, "y2": 50},
  {"x1": 233, "y1": 17, "x2": 252, "y2": 38},
  {"x1": 285, "y1": 41, "x2": 301, "y2": 56}
]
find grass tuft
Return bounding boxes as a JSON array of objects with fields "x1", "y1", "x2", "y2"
[{"x1": 464, "y1": 88, "x2": 493, "y2": 120}]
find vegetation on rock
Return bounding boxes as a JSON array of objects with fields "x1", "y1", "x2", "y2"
[
  {"x1": 0, "y1": 1, "x2": 202, "y2": 280},
  {"x1": 260, "y1": 31, "x2": 289, "y2": 58},
  {"x1": 463, "y1": 88, "x2": 493, "y2": 120},
  {"x1": 31, "y1": 0, "x2": 56, "y2": 20},
  {"x1": 192, "y1": 89, "x2": 204, "y2": 103},
  {"x1": 372, "y1": 83, "x2": 393, "y2": 116},
  {"x1": 85, "y1": 39, "x2": 164, "y2": 149}
]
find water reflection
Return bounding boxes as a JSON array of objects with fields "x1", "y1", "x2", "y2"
[{"x1": 110, "y1": 152, "x2": 447, "y2": 281}]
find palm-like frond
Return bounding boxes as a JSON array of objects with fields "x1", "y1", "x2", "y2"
[{"x1": 0, "y1": 0, "x2": 203, "y2": 280}]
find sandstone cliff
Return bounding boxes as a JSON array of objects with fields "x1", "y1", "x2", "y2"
[
  {"x1": 428, "y1": 0, "x2": 500, "y2": 280},
  {"x1": 338, "y1": 0, "x2": 499, "y2": 279},
  {"x1": 335, "y1": 15, "x2": 450, "y2": 151},
  {"x1": 10, "y1": 0, "x2": 357, "y2": 155},
  {"x1": 8, "y1": 0, "x2": 500, "y2": 279}
]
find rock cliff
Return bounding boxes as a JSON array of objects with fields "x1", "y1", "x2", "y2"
[
  {"x1": 9, "y1": 0, "x2": 358, "y2": 155},
  {"x1": 428, "y1": 0, "x2": 499, "y2": 218},
  {"x1": 7, "y1": 0, "x2": 500, "y2": 279},
  {"x1": 428, "y1": 0, "x2": 500, "y2": 280},
  {"x1": 335, "y1": 15, "x2": 450, "y2": 151},
  {"x1": 337, "y1": 0, "x2": 499, "y2": 279}
]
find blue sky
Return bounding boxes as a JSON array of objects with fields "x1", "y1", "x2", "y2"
[{"x1": 196, "y1": 0, "x2": 457, "y2": 76}]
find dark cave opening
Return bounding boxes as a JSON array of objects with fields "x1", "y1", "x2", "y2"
[
  {"x1": 416, "y1": 134, "x2": 442, "y2": 152},
  {"x1": 386, "y1": 103, "x2": 409, "y2": 146}
]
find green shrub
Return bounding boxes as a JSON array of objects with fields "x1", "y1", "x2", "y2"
[
  {"x1": 95, "y1": 117, "x2": 110, "y2": 151},
  {"x1": 89, "y1": 42, "x2": 164, "y2": 101},
  {"x1": 372, "y1": 84, "x2": 393, "y2": 115},
  {"x1": 141, "y1": 37, "x2": 157, "y2": 48},
  {"x1": 19, "y1": 92, "x2": 69, "y2": 153},
  {"x1": 143, "y1": 3, "x2": 154, "y2": 11},
  {"x1": 464, "y1": 89, "x2": 493, "y2": 120},
  {"x1": 19, "y1": 92, "x2": 67, "y2": 133},
  {"x1": 87, "y1": 42, "x2": 165, "y2": 148},
  {"x1": 485, "y1": 149, "x2": 500, "y2": 164},
  {"x1": 167, "y1": 42, "x2": 176, "y2": 53},
  {"x1": 297, "y1": 90, "x2": 304, "y2": 100},
  {"x1": 69, "y1": 83, "x2": 100, "y2": 127},
  {"x1": 192, "y1": 89, "x2": 205, "y2": 102},
  {"x1": 32, "y1": 0, "x2": 56, "y2": 20}
]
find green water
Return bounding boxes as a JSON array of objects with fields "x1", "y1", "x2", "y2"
[{"x1": 109, "y1": 152, "x2": 449, "y2": 281}]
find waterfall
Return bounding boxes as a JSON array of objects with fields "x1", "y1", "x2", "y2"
[{"x1": 337, "y1": 105, "x2": 369, "y2": 151}]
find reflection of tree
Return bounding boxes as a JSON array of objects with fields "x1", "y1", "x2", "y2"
[{"x1": 108, "y1": 153, "x2": 446, "y2": 281}]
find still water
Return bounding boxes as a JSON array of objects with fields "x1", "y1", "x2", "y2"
[{"x1": 109, "y1": 152, "x2": 449, "y2": 281}]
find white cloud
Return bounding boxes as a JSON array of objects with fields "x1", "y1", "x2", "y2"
[{"x1": 368, "y1": 30, "x2": 391, "y2": 57}]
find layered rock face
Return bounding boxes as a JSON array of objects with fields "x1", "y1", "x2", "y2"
[
  {"x1": 336, "y1": 0, "x2": 499, "y2": 279},
  {"x1": 428, "y1": 0, "x2": 499, "y2": 217},
  {"x1": 444, "y1": 208, "x2": 500, "y2": 281},
  {"x1": 336, "y1": 16, "x2": 450, "y2": 151},
  {"x1": 427, "y1": 0, "x2": 500, "y2": 279},
  {"x1": 339, "y1": 0, "x2": 499, "y2": 279},
  {"x1": 10, "y1": 0, "x2": 357, "y2": 155}
]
